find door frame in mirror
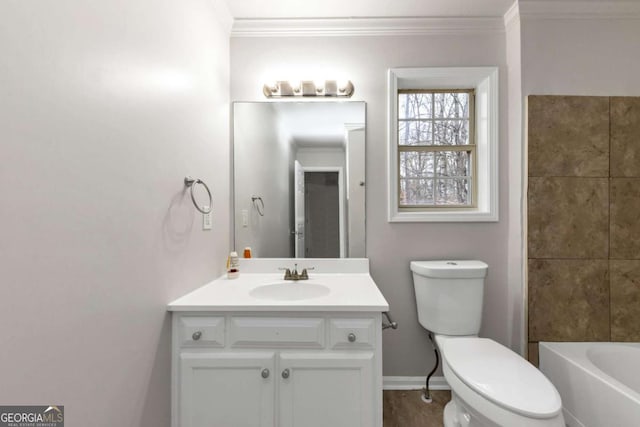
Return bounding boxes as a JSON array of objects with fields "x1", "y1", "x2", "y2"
[{"x1": 231, "y1": 101, "x2": 366, "y2": 259}]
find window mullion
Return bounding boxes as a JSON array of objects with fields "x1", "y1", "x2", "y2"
[{"x1": 397, "y1": 89, "x2": 474, "y2": 209}]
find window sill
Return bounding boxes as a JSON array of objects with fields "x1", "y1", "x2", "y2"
[{"x1": 389, "y1": 209, "x2": 498, "y2": 223}]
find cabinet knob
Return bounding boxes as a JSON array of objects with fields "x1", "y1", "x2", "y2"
[
  {"x1": 192, "y1": 331, "x2": 202, "y2": 341},
  {"x1": 282, "y1": 368, "x2": 290, "y2": 379},
  {"x1": 348, "y1": 333, "x2": 357, "y2": 343},
  {"x1": 261, "y1": 368, "x2": 270, "y2": 379}
]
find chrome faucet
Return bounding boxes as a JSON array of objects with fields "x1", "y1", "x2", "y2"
[{"x1": 279, "y1": 264, "x2": 314, "y2": 281}]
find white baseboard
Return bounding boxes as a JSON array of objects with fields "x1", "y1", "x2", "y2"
[{"x1": 383, "y1": 376, "x2": 450, "y2": 391}]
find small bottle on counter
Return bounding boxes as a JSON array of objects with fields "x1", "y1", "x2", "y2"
[
  {"x1": 227, "y1": 251, "x2": 240, "y2": 279},
  {"x1": 243, "y1": 247, "x2": 252, "y2": 258}
]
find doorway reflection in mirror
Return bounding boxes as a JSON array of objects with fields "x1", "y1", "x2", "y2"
[{"x1": 233, "y1": 102, "x2": 365, "y2": 258}]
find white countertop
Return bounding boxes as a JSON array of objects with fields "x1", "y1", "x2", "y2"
[{"x1": 167, "y1": 272, "x2": 389, "y2": 312}]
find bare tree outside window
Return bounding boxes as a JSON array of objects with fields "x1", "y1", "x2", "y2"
[{"x1": 398, "y1": 89, "x2": 475, "y2": 208}]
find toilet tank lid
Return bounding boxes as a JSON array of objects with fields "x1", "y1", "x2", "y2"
[
  {"x1": 442, "y1": 338, "x2": 562, "y2": 418},
  {"x1": 410, "y1": 260, "x2": 488, "y2": 279}
]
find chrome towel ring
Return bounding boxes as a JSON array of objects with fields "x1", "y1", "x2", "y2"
[
  {"x1": 251, "y1": 196, "x2": 264, "y2": 216},
  {"x1": 184, "y1": 176, "x2": 212, "y2": 214}
]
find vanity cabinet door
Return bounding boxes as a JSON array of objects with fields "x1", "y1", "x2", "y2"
[
  {"x1": 278, "y1": 352, "x2": 375, "y2": 427},
  {"x1": 179, "y1": 352, "x2": 275, "y2": 427}
]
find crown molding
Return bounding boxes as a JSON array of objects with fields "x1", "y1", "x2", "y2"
[
  {"x1": 231, "y1": 17, "x2": 505, "y2": 38},
  {"x1": 519, "y1": 1, "x2": 640, "y2": 20}
]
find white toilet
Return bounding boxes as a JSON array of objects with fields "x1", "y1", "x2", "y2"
[{"x1": 411, "y1": 260, "x2": 565, "y2": 427}]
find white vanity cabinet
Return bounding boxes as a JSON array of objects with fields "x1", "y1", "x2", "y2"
[
  {"x1": 278, "y1": 352, "x2": 374, "y2": 427},
  {"x1": 180, "y1": 352, "x2": 276, "y2": 427},
  {"x1": 171, "y1": 312, "x2": 382, "y2": 427}
]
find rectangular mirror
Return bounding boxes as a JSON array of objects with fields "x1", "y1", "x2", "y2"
[{"x1": 233, "y1": 102, "x2": 366, "y2": 258}]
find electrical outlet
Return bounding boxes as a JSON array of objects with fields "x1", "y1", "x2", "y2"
[{"x1": 203, "y1": 207, "x2": 212, "y2": 230}]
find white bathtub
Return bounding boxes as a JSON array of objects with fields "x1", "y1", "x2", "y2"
[{"x1": 539, "y1": 342, "x2": 640, "y2": 427}]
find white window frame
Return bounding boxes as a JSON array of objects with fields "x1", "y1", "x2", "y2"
[{"x1": 387, "y1": 67, "x2": 499, "y2": 222}]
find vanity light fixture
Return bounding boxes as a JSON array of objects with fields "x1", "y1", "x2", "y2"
[{"x1": 263, "y1": 80, "x2": 354, "y2": 98}]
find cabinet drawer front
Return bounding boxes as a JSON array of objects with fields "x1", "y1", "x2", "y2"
[
  {"x1": 329, "y1": 318, "x2": 376, "y2": 350},
  {"x1": 178, "y1": 316, "x2": 225, "y2": 347},
  {"x1": 229, "y1": 317, "x2": 324, "y2": 348}
]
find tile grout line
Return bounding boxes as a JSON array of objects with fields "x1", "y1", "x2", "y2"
[
  {"x1": 528, "y1": 257, "x2": 638, "y2": 260},
  {"x1": 528, "y1": 257, "x2": 610, "y2": 260},
  {"x1": 608, "y1": 96, "x2": 612, "y2": 342}
]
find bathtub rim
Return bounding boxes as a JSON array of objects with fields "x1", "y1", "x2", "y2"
[{"x1": 539, "y1": 341, "x2": 640, "y2": 404}]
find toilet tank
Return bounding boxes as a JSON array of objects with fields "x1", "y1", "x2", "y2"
[{"x1": 411, "y1": 260, "x2": 488, "y2": 336}]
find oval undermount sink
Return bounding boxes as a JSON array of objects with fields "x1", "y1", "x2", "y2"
[{"x1": 249, "y1": 282, "x2": 331, "y2": 301}]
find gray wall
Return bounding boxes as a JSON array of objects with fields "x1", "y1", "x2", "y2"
[
  {"x1": 0, "y1": 0, "x2": 231, "y2": 424},
  {"x1": 234, "y1": 103, "x2": 291, "y2": 257},
  {"x1": 505, "y1": 9, "x2": 525, "y2": 355},
  {"x1": 521, "y1": 14, "x2": 640, "y2": 96},
  {"x1": 231, "y1": 33, "x2": 510, "y2": 376},
  {"x1": 296, "y1": 146, "x2": 346, "y2": 169},
  {"x1": 346, "y1": 127, "x2": 366, "y2": 258}
]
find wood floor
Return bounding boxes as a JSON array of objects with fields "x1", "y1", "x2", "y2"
[{"x1": 383, "y1": 390, "x2": 451, "y2": 427}]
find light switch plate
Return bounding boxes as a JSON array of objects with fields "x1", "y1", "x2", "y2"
[{"x1": 203, "y1": 207, "x2": 212, "y2": 230}]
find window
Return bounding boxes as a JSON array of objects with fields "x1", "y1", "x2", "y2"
[
  {"x1": 388, "y1": 67, "x2": 499, "y2": 222},
  {"x1": 398, "y1": 90, "x2": 475, "y2": 208}
]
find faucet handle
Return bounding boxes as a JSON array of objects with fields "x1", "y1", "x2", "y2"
[
  {"x1": 300, "y1": 267, "x2": 314, "y2": 280},
  {"x1": 278, "y1": 267, "x2": 293, "y2": 280}
]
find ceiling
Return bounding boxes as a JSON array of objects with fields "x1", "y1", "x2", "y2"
[
  {"x1": 224, "y1": 0, "x2": 516, "y2": 19},
  {"x1": 273, "y1": 102, "x2": 365, "y2": 148}
]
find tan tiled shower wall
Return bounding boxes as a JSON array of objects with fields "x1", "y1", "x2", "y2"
[{"x1": 527, "y1": 96, "x2": 640, "y2": 365}]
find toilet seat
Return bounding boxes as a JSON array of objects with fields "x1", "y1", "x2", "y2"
[{"x1": 440, "y1": 337, "x2": 562, "y2": 419}]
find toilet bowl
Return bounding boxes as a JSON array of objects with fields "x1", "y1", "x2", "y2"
[
  {"x1": 411, "y1": 261, "x2": 565, "y2": 427},
  {"x1": 437, "y1": 336, "x2": 564, "y2": 426}
]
